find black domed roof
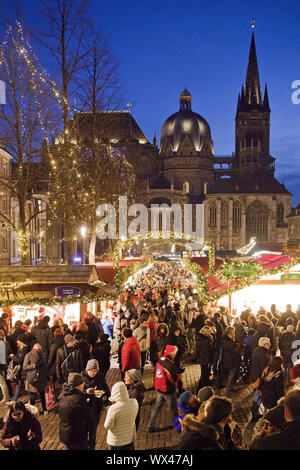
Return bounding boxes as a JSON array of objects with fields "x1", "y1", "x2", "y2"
[{"x1": 160, "y1": 90, "x2": 212, "y2": 154}]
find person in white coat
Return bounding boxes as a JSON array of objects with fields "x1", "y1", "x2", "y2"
[{"x1": 104, "y1": 381, "x2": 138, "y2": 450}]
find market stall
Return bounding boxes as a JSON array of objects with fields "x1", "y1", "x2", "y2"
[{"x1": 0, "y1": 265, "x2": 116, "y2": 326}]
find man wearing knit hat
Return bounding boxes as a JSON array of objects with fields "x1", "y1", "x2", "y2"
[
  {"x1": 58, "y1": 372, "x2": 90, "y2": 450},
  {"x1": 148, "y1": 345, "x2": 179, "y2": 432},
  {"x1": 82, "y1": 359, "x2": 110, "y2": 450}
]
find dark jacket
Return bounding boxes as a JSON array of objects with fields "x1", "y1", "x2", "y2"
[
  {"x1": 74, "y1": 335, "x2": 91, "y2": 369},
  {"x1": 56, "y1": 345, "x2": 84, "y2": 382},
  {"x1": 221, "y1": 335, "x2": 240, "y2": 371},
  {"x1": 150, "y1": 323, "x2": 169, "y2": 364},
  {"x1": 7, "y1": 328, "x2": 24, "y2": 355},
  {"x1": 47, "y1": 336, "x2": 65, "y2": 377},
  {"x1": 180, "y1": 417, "x2": 223, "y2": 451},
  {"x1": 165, "y1": 332, "x2": 186, "y2": 368},
  {"x1": 31, "y1": 323, "x2": 51, "y2": 358},
  {"x1": 201, "y1": 416, "x2": 236, "y2": 450},
  {"x1": 85, "y1": 318, "x2": 99, "y2": 348},
  {"x1": 0, "y1": 410, "x2": 42, "y2": 450},
  {"x1": 126, "y1": 381, "x2": 145, "y2": 409},
  {"x1": 196, "y1": 333, "x2": 215, "y2": 366},
  {"x1": 81, "y1": 370, "x2": 109, "y2": 416},
  {"x1": 92, "y1": 340, "x2": 111, "y2": 377},
  {"x1": 234, "y1": 322, "x2": 247, "y2": 349},
  {"x1": 191, "y1": 313, "x2": 208, "y2": 334},
  {"x1": 259, "y1": 418, "x2": 300, "y2": 450},
  {"x1": 12, "y1": 344, "x2": 30, "y2": 380},
  {"x1": 58, "y1": 383, "x2": 90, "y2": 448},
  {"x1": 279, "y1": 331, "x2": 296, "y2": 363},
  {"x1": 260, "y1": 370, "x2": 285, "y2": 409},
  {"x1": 249, "y1": 346, "x2": 271, "y2": 384}
]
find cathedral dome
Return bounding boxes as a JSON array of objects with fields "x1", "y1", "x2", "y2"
[{"x1": 160, "y1": 89, "x2": 213, "y2": 155}]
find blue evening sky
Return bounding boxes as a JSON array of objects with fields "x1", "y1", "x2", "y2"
[{"x1": 2, "y1": 0, "x2": 300, "y2": 204}]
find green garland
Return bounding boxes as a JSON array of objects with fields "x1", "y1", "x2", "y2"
[
  {"x1": 114, "y1": 257, "x2": 154, "y2": 286},
  {"x1": 219, "y1": 259, "x2": 263, "y2": 281},
  {"x1": 0, "y1": 292, "x2": 121, "y2": 308}
]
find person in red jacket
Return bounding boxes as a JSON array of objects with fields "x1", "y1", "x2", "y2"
[{"x1": 121, "y1": 329, "x2": 140, "y2": 374}]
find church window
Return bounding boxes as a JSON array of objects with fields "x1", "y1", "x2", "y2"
[
  {"x1": 220, "y1": 201, "x2": 228, "y2": 228},
  {"x1": 246, "y1": 201, "x2": 268, "y2": 241},
  {"x1": 233, "y1": 202, "x2": 241, "y2": 229},
  {"x1": 277, "y1": 203, "x2": 284, "y2": 224},
  {"x1": 209, "y1": 203, "x2": 217, "y2": 228}
]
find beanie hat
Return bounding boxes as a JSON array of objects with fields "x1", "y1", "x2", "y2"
[
  {"x1": 54, "y1": 328, "x2": 63, "y2": 337},
  {"x1": 64, "y1": 334, "x2": 74, "y2": 345},
  {"x1": 163, "y1": 345, "x2": 178, "y2": 357},
  {"x1": 68, "y1": 373, "x2": 84, "y2": 387},
  {"x1": 86, "y1": 359, "x2": 99, "y2": 371},
  {"x1": 17, "y1": 333, "x2": 28, "y2": 345},
  {"x1": 197, "y1": 386, "x2": 214, "y2": 402},
  {"x1": 264, "y1": 404, "x2": 285, "y2": 430},
  {"x1": 178, "y1": 391, "x2": 192, "y2": 408},
  {"x1": 126, "y1": 369, "x2": 141, "y2": 383}
]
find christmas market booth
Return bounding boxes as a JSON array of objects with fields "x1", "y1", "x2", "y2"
[
  {"x1": 183, "y1": 251, "x2": 300, "y2": 314},
  {"x1": 0, "y1": 265, "x2": 117, "y2": 326}
]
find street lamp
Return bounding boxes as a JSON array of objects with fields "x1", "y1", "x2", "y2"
[{"x1": 80, "y1": 226, "x2": 87, "y2": 264}]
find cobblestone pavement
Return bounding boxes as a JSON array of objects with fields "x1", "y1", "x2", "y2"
[{"x1": 0, "y1": 356, "x2": 261, "y2": 451}]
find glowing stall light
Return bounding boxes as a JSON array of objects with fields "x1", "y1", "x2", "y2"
[
  {"x1": 125, "y1": 263, "x2": 154, "y2": 287},
  {"x1": 230, "y1": 284, "x2": 300, "y2": 314}
]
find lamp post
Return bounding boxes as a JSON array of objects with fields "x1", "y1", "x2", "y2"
[{"x1": 80, "y1": 226, "x2": 87, "y2": 264}]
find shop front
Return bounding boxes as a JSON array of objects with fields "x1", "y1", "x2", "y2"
[{"x1": 0, "y1": 265, "x2": 116, "y2": 326}]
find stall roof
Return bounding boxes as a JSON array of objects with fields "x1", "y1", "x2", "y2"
[{"x1": 0, "y1": 265, "x2": 100, "y2": 284}]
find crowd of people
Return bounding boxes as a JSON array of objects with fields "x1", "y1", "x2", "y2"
[{"x1": 0, "y1": 261, "x2": 299, "y2": 450}]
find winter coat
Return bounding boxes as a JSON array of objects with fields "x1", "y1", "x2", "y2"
[
  {"x1": 154, "y1": 354, "x2": 179, "y2": 394},
  {"x1": 121, "y1": 337, "x2": 140, "y2": 373},
  {"x1": 259, "y1": 418, "x2": 300, "y2": 450},
  {"x1": 7, "y1": 328, "x2": 24, "y2": 355},
  {"x1": 58, "y1": 383, "x2": 90, "y2": 447},
  {"x1": 221, "y1": 335, "x2": 240, "y2": 371},
  {"x1": 278, "y1": 311, "x2": 298, "y2": 328},
  {"x1": 179, "y1": 416, "x2": 223, "y2": 451},
  {"x1": 74, "y1": 337, "x2": 91, "y2": 369},
  {"x1": 234, "y1": 322, "x2": 247, "y2": 349},
  {"x1": 81, "y1": 369, "x2": 110, "y2": 416},
  {"x1": 12, "y1": 344, "x2": 31, "y2": 380},
  {"x1": 31, "y1": 324, "x2": 51, "y2": 358},
  {"x1": 47, "y1": 336, "x2": 65, "y2": 378},
  {"x1": 56, "y1": 345, "x2": 84, "y2": 382},
  {"x1": 85, "y1": 318, "x2": 99, "y2": 348},
  {"x1": 23, "y1": 349, "x2": 48, "y2": 393},
  {"x1": 92, "y1": 340, "x2": 111, "y2": 377},
  {"x1": 126, "y1": 381, "x2": 145, "y2": 409},
  {"x1": 249, "y1": 346, "x2": 271, "y2": 384},
  {"x1": 260, "y1": 369, "x2": 285, "y2": 409},
  {"x1": 133, "y1": 325, "x2": 150, "y2": 352},
  {"x1": 201, "y1": 416, "x2": 236, "y2": 450},
  {"x1": 279, "y1": 331, "x2": 296, "y2": 363},
  {"x1": 150, "y1": 323, "x2": 169, "y2": 363},
  {"x1": 191, "y1": 314, "x2": 208, "y2": 334},
  {"x1": 196, "y1": 333, "x2": 215, "y2": 366},
  {"x1": 0, "y1": 410, "x2": 42, "y2": 450},
  {"x1": 104, "y1": 382, "x2": 138, "y2": 447}
]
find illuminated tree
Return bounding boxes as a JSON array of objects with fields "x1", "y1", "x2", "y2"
[{"x1": 0, "y1": 21, "x2": 56, "y2": 264}]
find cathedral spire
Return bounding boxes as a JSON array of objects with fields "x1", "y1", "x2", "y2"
[
  {"x1": 263, "y1": 84, "x2": 271, "y2": 111},
  {"x1": 244, "y1": 30, "x2": 263, "y2": 107}
]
